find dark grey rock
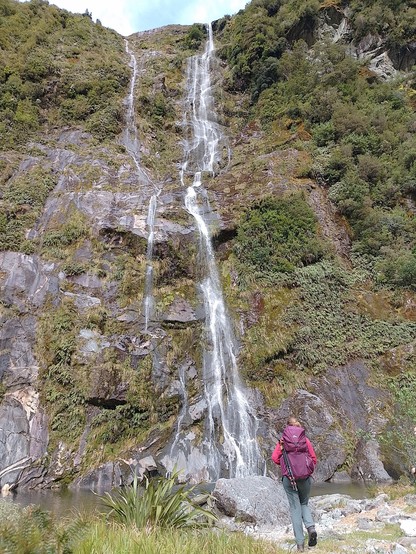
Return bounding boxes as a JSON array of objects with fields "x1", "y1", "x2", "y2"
[
  {"x1": 70, "y1": 461, "x2": 124, "y2": 491},
  {"x1": 351, "y1": 439, "x2": 393, "y2": 483},
  {"x1": 0, "y1": 316, "x2": 38, "y2": 387},
  {"x1": 0, "y1": 253, "x2": 59, "y2": 311},
  {"x1": 163, "y1": 297, "x2": 197, "y2": 323},
  {"x1": 0, "y1": 397, "x2": 30, "y2": 486}
]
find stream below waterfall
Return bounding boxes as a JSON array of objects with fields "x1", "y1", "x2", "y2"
[{"x1": 0, "y1": 481, "x2": 370, "y2": 518}]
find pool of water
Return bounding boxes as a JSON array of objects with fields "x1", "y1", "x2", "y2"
[
  {"x1": 311, "y1": 481, "x2": 369, "y2": 499},
  {"x1": 0, "y1": 480, "x2": 369, "y2": 517},
  {"x1": 0, "y1": 489, "x2": 103, "y2": 518}
]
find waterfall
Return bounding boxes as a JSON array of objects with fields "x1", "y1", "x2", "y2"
[
  {"x1": 179, "y1": 25, "x2": 263, "y2": 479},
  {"x1": 123, "y1": 40, "x2": 158, "y2": 333},
  {"x1": 143, "y1": 194, "x2": 157, "y2": 332}
]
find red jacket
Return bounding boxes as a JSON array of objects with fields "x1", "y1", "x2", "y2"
[
  {"x1": 272, "y1": 437, "x2": 318, "y2": 476},
  {"x1": 272, "y1": 438, "x2": 317, "y2": 468}
]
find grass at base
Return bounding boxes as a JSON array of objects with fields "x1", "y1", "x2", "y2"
[{"x1": 70, "y1": 523, "x2": 281, "y2": 554}]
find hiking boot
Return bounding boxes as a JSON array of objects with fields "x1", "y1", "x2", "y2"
[
  {"x1": 307, "y1": 526, "x2": 317, "y2": 547},
  {"x1": 296, "y1": 543, "x2": 304, "y2": 552}
]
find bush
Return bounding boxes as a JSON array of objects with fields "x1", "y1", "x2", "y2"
[
  {"x1": 0, "y1": 504, "x2": 64, "y2": 553},
  {"x1": 234, "y1": 193, "x2": 326, "y2": 277},
  {"x1": 313, "y1": 120, "x2": 336, "y2": 147},
  {"x1": 376, "y1": 250, "x2": 416, "y2": 289},
  {"x1": 184, "y1": 24, "x2": 205, "y2": 50},
  {"x1": 100, "y1": 471, "x2": 216, "y2": 530}
]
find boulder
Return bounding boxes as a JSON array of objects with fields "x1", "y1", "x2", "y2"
[
  {"x1": 213, "y1": 476, "x2": 290, "y2": 528},
  {"x1": 351, "y1": 439, "x2": 393, "y2": 483}
]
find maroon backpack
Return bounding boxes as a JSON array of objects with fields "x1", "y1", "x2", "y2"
[{"x1": 281, "y1": 425, "x2": 315, "y2": 480}]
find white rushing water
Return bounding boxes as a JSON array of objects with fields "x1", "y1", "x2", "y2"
[
  {"x1": 123, "y1": 40, "x2": 158, "y2": 333},
  {"x1": 179, "y1": 25, "x2": 263, "y2": 479}
]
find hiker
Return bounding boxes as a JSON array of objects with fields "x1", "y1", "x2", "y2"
[{"x1": 272, "y1": 416, "x2": 318, "y2": 552}]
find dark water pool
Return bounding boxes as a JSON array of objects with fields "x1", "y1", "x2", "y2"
[
  {"x1": 311, "y1": 481, "x2": 369, "y2": 499},
  {"x1": 0, "y1": 480, "x2": 369, "y2": 517},
  {"x1": 0, "y1": 488, "x2": 103, "y2": 518}
]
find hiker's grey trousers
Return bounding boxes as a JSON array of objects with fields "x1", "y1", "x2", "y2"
[{"x1": 282, "y1": 476, "x2": 314, "y2": 545}]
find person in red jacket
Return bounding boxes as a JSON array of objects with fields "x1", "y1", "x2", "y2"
[{"x1": 272, "y1": 417, "x2": 318, "y2": 552}]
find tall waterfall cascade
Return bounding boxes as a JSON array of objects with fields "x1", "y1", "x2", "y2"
[
  {"x1": 123, "y1": 40, "x2": 158, "y2": 333},
  {"x1": 173, "y1": 25, "x2": 264, "y2": 480}
]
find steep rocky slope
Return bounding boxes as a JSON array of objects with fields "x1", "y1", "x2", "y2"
[{"x1": 0, "y1": 0, "x2": 415, "y2": 490}]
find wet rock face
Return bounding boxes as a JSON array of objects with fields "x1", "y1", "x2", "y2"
[
  {"x1": 351, "y1": 439, "x2": 393, "y2": 483},
  {"x1": 162, "y1": 297, "x2": 198, "y2": 324},
  {"x1": 267, "y1": 361, "x2": 392, "y2": 483},
  {"x1": 0, "y1": 316, "x2": 38, "y2": 387},
  {"x1": 0, "y1": 254, "x2": 54, "y2": 489},
  {"x1": 0, "y1": 397, "x2": 30, "y2": 486},
  {"x1": 0, "y1": 253, "x2": 59, "y2": 311},
  {"x1": 309, "y1": 7, "x2": 415, "y2": 79}
]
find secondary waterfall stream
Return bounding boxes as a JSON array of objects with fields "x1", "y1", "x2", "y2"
[
  {"x1": 123, "y1": 40, "x2": 158, "y2": 332},
  {"x1": 177, "y1": 25, "x2": 263, "y2": 479}
]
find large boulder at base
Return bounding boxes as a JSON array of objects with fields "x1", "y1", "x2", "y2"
[
  {"x1": 351, "y1": 439, "x2": 394, "y2": 483},
  {"x1": 213, "y1": 476, "x2": 290, "y2": 528}
]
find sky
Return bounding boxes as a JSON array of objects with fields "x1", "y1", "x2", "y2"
[{"x1": 36, "y1": 0, "x2": 249, "y2": 36}]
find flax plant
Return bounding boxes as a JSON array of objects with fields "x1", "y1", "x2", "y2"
[{"x1": 99, "y1": 470, "x2": 216, "y2": 530}]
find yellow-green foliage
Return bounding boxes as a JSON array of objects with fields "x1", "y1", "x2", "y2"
[
  {"x1": 0, "y1": 503, "x2": 67, "y2": 554},
  {"x1": 68, "y1": 522, "x2": 279, "y2": 554},
  {"x1": 216, "y1": 1, "x2": 416, "y2": 289},
  {"x1": 36, "y1": 298, "x2": 86, "y2": 445},
  {"x1": 0, "y1": 0, "x2": 128, "y2": 147},
  {"x1": 100, "y1": 471, "x2": 217, "y2": 530},
  {"x1": 240, "y1": 288, "x2": 296, "y2": 379},
  {"x1": 0, "y1": 163, "x2": 57, "y2": 250}
]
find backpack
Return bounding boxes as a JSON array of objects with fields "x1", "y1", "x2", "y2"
[{"x1": 281, "y1": 425, "x2": 314, "y2": 480}]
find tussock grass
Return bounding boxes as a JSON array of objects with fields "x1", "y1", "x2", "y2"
[
  {"x1": 100, "y1": 471, "x2": 216, "y2": 530},
  {"x1": 71, "y1": 523, "x2": 280, "y2": 554}
]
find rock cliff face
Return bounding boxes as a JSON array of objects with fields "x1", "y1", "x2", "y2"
[
  {"x1": 0, "y1": 5, "x2": 415, "y2": 492},
  {"x1": 315, "y1": 6, "x2": 416, "y2": 80}
]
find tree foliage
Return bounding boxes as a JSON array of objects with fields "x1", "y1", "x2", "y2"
[
  {"x1": 216, "y1": 0, "x2": 416, "y2": 289},
  {"x1": 234, "y1": 194, "x2": 326, "y2": 275},
  {"x1": 0, "y1": 0, "x2": 129, "y2": 147}
]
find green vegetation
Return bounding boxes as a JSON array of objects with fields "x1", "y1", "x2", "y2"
[
  {"x1": 184, "y1": 24, "x2": 206, "y2": 51},
  {"x1": 217, "y1": 1, "x2": 416, "y2": 290},
  {"x1": 129, "y1": 25, "x2": 197, "y2": 181},
  {"x1": 213, "y1": 0, "x2": 416, "y2": 402},
  {"x1": 0, "y1": 0, "x2": 128, "y2": 148},
  {"x1": 101, "y1": 470, "x2": 216, "y2": 529},
  {"x1": 0, "y1": 487, "x2": 413, "y2": 554},
  {"x1": 379, "y1": 369, "x2": 416, "y2": 475},
  {"x1": 35, "y1": 298, "x2": 169, "y2": 456},
  {"x1": 0, "y1": 503, "x2": 69, "y2": 553},
  {"x1": 0, "y1": 496, "x2": 274, "y2": 554},
  {"x1": 36, "y1": 299, "x2": 86, "y2": 446},
  {"x1": 234, "y1": 193, "x2": 326, "y2": 277},
  {"x1": 285, "y1": 261, "x2": 416, "y2": 373},
  {"x1": 0, "y1": 162, "x2": 57, "y2": 250}
]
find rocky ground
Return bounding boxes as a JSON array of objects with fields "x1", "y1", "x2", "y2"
[{"x1": 213, "y1": 477, "x2": 416, "y2": 553}]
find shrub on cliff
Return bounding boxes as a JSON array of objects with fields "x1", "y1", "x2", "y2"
[{"x1": 234, "y1": 193, "x2": 326, "y2": 277}]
